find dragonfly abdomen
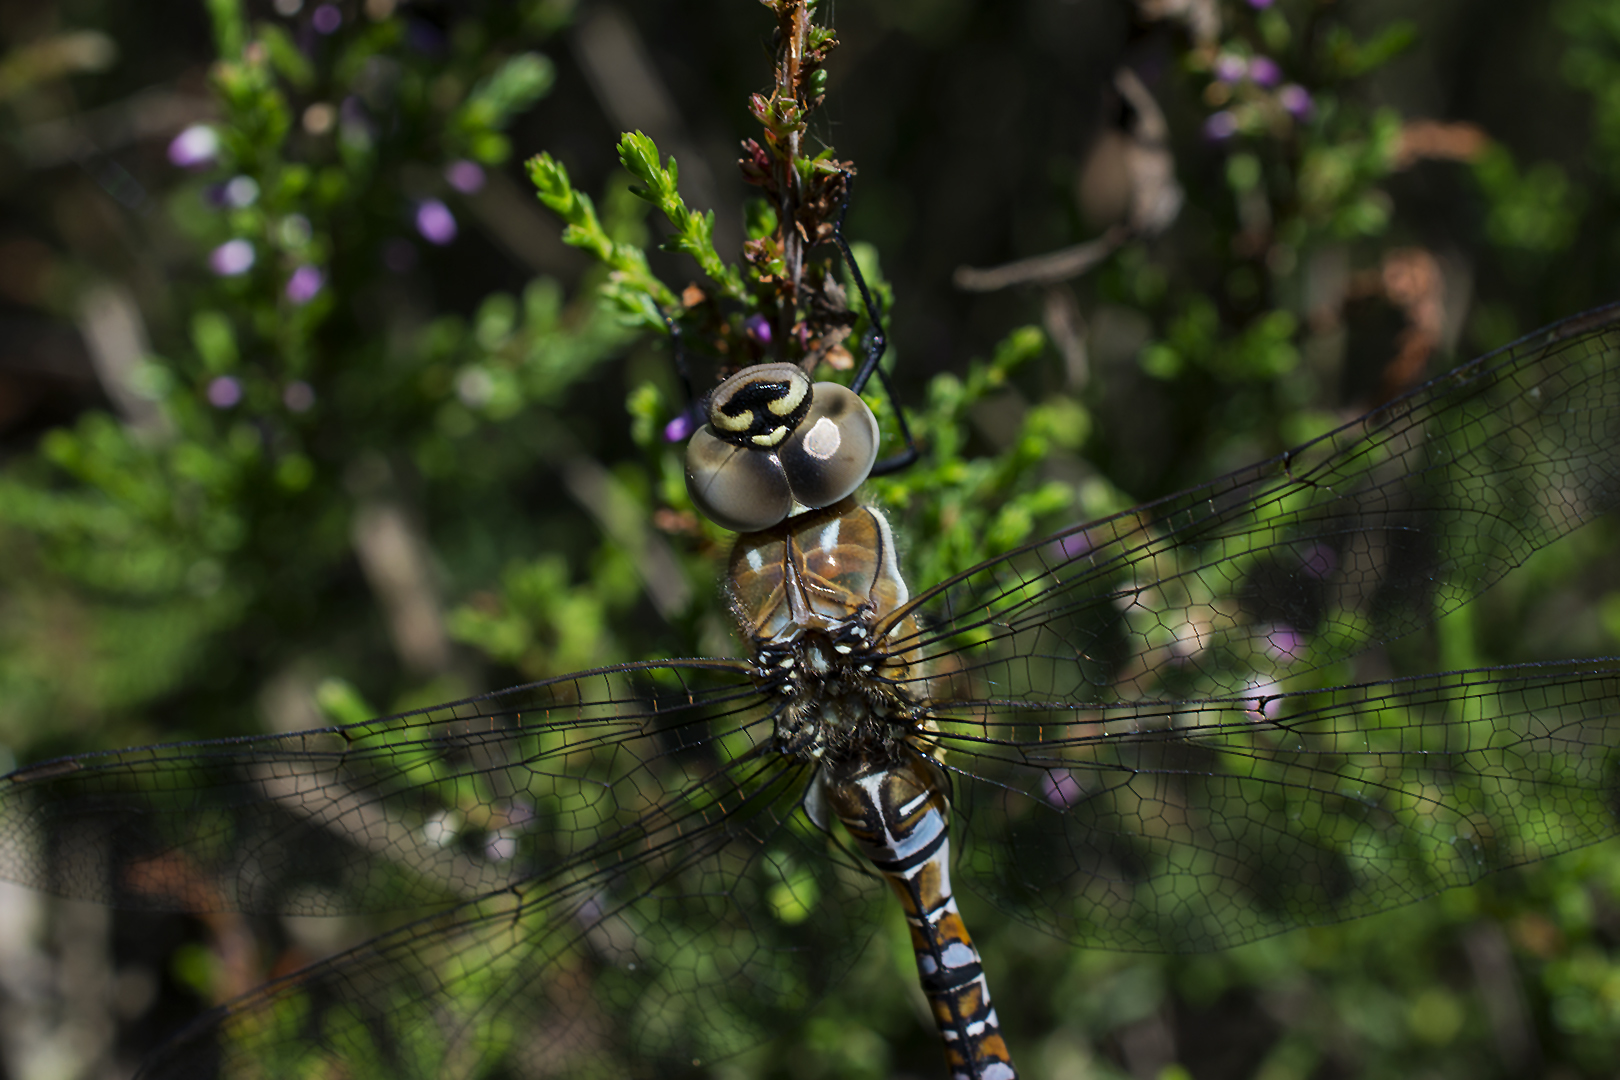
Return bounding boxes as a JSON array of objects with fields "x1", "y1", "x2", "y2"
[{"x1": 822, "y1": 748, "x2": 1018, "y2": 1080}]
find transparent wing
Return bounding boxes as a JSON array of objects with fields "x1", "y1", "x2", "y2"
[
  {"x1": 888, "y1": 302, "x2": 1620, "y2": 703},
  {"x1": 874, "y1": 304, "x2": 1620, "y2": 948},
  {"x1": 1, "y1": 661, "x2": 885, "y2": 1079},
  {"x1": 929, "y1": 661, "x2": 1620, "y2": 950}
]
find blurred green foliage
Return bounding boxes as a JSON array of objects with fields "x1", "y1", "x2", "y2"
[{"x1": 1, "y1": 0, "x2": 1619, "y2": 1077}]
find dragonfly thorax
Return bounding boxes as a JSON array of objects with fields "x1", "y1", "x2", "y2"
[
  {"x1": 763, "y1": 624, "x2": 919, "y2": 759},
  {"x1": 726, "y1": 498, "x2": 923, "y2": 760}
]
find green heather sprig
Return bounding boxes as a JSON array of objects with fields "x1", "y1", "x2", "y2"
[
  {"x1": 454, "y1": 53, "x2": 557, "y2": 164},
  {"x1": 527, "y1": 152, "x2": 677, "y2": 331},
  {"x1": 617, "y1": 131, "x2": 747, "y2": 299},
  {"x1": 526, "y1": 0, "x2": 851, "y2": 362}
]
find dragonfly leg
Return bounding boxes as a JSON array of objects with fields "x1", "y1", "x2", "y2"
[{"x1": 832, "y1": 171, "x2": 919, "y2": 477}]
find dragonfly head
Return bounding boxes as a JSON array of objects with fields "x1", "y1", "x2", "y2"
[{"x1": 685, "y1": 363, "x2": 880, "y2": 532}]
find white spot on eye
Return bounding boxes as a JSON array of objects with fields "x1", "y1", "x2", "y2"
[
  {"x1": 746, "y1": 549, "x2": 764, "y2": 572},
  {"x1": 818, "y1": 518, "x2": 841, "y2": 551},
  {"x1": 802, "y1": 416, "x2": 841, "y2": 459}
]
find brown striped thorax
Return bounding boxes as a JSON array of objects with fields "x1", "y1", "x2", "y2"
[
  {"x1": 686, "y1": 363, "x2": 881, "y2": 533},
  {"x1": 726, "y1": 498, "x2": 925, "y2": 759}
]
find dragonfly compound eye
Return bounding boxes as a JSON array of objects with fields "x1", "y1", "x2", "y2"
[
  {"x1": 686, "y1": 368, "x2": 880, "y2": 532},
  {"x1": 776, "y1": 382, "x2": 880, "y2": 509}
]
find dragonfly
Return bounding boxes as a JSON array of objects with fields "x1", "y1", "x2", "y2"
[{"x1": 4, "y1": 301, "x2": 1620, "y2": 1079}]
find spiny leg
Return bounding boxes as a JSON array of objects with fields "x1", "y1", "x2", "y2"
[{"x1": 832, "y1": 171, "x2": 918, "y2": 477}]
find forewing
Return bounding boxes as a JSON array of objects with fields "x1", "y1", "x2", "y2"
[
  {"x1": 2, "y1": 661, "x2": 886, "y2": 1078},
  {"x1": 888, "y1": 303, "x2": 1620, "y2": 704},
  {"x1": 880, "y1": 305, "x2": 1620, "y2": 948},
  {"x1": 1, "y1": 661, "x2": 751, "y2": 913}
]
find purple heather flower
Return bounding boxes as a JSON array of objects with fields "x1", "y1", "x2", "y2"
[
  {"x1": 285, "y1": 265, "x2": 325, "y2": 304},
  {"x1": 1279, "y1": 84, "x2": 1313, "y2": 119},
  {"x1": 1213, "y1": 54, "x2": 1247, "y2": 83},
  {"x1": 283, "y1": 381, "x2": 316, "y2": 412},
  {"x1": 1264, "y1": 624, "x2": 1307, "y2": 663},
  {"x1": 209, "y1": 239, "x2": 256, "y2": 276},
  {"x1": 312, "y1": 4, "x2": 342, "y2": 33},
  {"x1": 1050, "y1": 528, "x2": 1095, "y2": 561},
  {"x1": 574, "y1": 894, "x2": 604, "y2": 928},
  {"x1": 1042, "y1": 769, "x2": 1083, "y2": 809},
  {"x1": 207, "y1": 376, "x2": 243, "y2": 408},
  {"x1": 1300, "y1": 542, "x2": 1337, "y2": 581},
  {"x1": 1203, "y1": 110, "x2": 1240, "y2": 141},
  {"x1": 445, "y1": 160, "x2": 486, "y2": 194},
  {"x1": 1246, "y1": 0, "x2": 1275, "y2": 7},
  {"x1": 1247, "y1": 56, "x2": 1282, "y2": 88},
  {"x1": 743, "y1": 313, "x2": 773, "y2": 345},
  {"x1": 168, "y1": 125, "x2": 220, "y2": 169},
  {"x1": 415, "y1": 199, "x2": 457, "y2": 245},
  {"x1": 664, "y1": 409, "x2": 698, "y2": 443},
  {"x1": 504, "y1": 798, "x2": 537, "y2": 827},
  {"x1": 222, "y1": 175, "x2": 259, "y2": 208}
]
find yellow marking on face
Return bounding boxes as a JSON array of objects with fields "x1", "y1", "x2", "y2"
[
  {"x1": 769, "y1": 376, "x2": 809, "y2": 415},
  {"x1": 714, "y1": 408, "x2": 754, "y2": 432}
]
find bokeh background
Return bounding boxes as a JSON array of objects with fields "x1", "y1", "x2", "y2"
[{"x1": 2, "y1": 0, "x2": 1619, "y2": 1078}]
